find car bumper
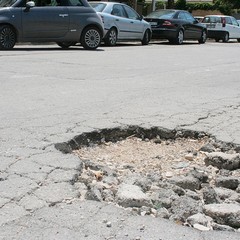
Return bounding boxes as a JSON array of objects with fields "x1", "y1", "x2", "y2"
[
  {"x1": 207, "y1": 30, "x2": 227, "y2": 39},
  {"x1": 151, "y1": 28, "x2": 177, "y2": 40}
]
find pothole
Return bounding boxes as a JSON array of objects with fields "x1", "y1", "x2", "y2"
[{"x1": 55, "y1": 126, "x2": 240, "y2": 232}]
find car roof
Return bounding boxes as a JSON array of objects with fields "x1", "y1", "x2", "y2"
[
  {"x1": 204, "y1": 15, "x2": 231, "y2": 18},
  {"x1": 90, "y1": 1, "x2": 122, "y2": 4},
  {"x1": 154, "y1": 9, "x2": 185, "y2": 12}
]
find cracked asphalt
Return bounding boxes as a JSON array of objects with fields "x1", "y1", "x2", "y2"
[{"x1": 0, "y1": 41, "x2": 240, "y2": 240}]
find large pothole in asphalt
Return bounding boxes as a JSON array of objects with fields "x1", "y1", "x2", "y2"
[{"x1": 55, "y1": 126, "x2": 240, "y2": 232}]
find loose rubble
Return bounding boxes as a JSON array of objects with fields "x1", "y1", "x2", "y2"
[{"x1": 72, "y1": 135, "x2": 240, "y2": 232}]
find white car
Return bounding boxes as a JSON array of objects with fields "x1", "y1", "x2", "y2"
[
  {"x1": 90, "y1": 2, "x2": 152, "y2": 46},
  {"x1": 202, "y1": 15, "x2": 240, "y2": 42}
]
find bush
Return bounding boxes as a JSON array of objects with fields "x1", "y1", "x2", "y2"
[
  {"x1": 175, "y1": 0, "x2": 187, "y2": 10},
  {"x1": 139, "y1": 0, "x2": 240, "y2": 16}
]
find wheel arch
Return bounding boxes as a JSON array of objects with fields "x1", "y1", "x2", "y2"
[
  {"x1": 108, "y1": 26, "x2": 118, "y2": 35},
  {"x1": 80, "y1": 24, "x2": 103, "y2": 42},
  {"x1": 0, "y1": 23, "x2": 18, "y2": 41},
  {"x1": 142, "y1": 28, "x2": 151, "y2": 39}
]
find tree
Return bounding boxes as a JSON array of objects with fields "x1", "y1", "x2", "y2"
[
  {"x1": 167, "y1": 0, "x2": 174, "y2": 9},
  {"x1": 175, "y1": 0, "x2": 186, "y2": 10},
  {"x1": 213, "y1": 0, "x2": 236, "y2": 15},
  {"x1": 221, "y1": 0, "x2": 240, "y2": 9}
]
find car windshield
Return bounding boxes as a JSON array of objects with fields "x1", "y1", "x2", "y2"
[
  {"x1": 90, "y1": 2, "x2": 107, "y2": 12},
  {"x1": 146, "y1": 10, "x2": 175, "y2": 19},
  {"x1": 0, "y1": 0, "x2": 17, "y2": 7}
]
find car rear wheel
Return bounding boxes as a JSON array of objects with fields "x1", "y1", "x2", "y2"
[
  {"x1": 215, "y1": 38, "x2": 220, "y2": 42},
  {"x1": 198, "y1": 30, "x2": 207, "y2": 44},
  {"x1": 0, "y1": 25, "x2": 16, "y2": 50},
  {"x1": 81, "y1": 26, "x2": 101, "y2": 50},
  {"x1": 141, "y1": 29, "x2": 151, "y2": 45},
  {"x1": 57, "y1": 42, "x2": 76, "y2": 49},
  {"x1": 105, "y1": 28, "x2": 117, "y2": 46},
  {"x1": 174, "y1": 29, "x2": 184, "y2": 45},
  {"x1": 223, "y1": 32, "x2": 229, "y2": 43}
]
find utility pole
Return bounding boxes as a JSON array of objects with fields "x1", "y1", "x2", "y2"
[{"x1": 152, "y1": 0, "x2": 156, "y2": 11}]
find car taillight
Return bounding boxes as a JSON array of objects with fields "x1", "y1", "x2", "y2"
[
  {"x1": 162, "y1": 20, "x2": 174, "y2": 26},
  {"x1": 221, "y1": 17, "x2": 226, "y2": 27}
]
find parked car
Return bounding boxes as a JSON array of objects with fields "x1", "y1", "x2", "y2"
[
  {"x1": 144, "y1": 9, "x2": 207, "y2": 44},
  {"x1": 89, "y1": 1, "x2": 152, "y2": 46},
  {"x1": 202, "y1": 15, "x2": 240, "y2": 42},
  {"x1": 0, "y1": 0, "x2": 104, "y2": 50}
]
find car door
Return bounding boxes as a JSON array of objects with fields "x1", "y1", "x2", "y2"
[
  {"x1": 22, "y1": 2, "x2": 69, "y2": 39},
  {"x1": 122, "y1": 5, "x2": 144, "y2": 39},
  {"x1": 111, "y1": 4, "x2": 132, "y2": 39},
  {"x1": 224, "y1": 17, "x2": 236, "y2": 38},
  {"x1": 183, "y1": 12, "x2": 202, "y2": 39},
  {"x1": 230, "y1": 17, "x2": 240, "y2": 38}
]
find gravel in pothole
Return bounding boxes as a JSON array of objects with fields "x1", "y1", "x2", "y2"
[
  {"x1": 72, "y1": 136, "x2": 240, "y2": 232},
  {"x1": 74, "y1": 136, "x2": 208, "y2": 177}
]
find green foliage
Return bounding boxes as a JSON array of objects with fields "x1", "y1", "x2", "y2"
[
  {"x1": 138, "y1": 0, "x2": 240, "y2": 16},
  {"x1": 167, "y1": 0, "x2": 175, "y2": 9},
  {"x1": 184, "y1": 0, "x2": 239, "y2": 15},
  {"x1": 215, "y1": 0, "x2": 240, "y2": 9},
  {"x1": 186, "y1": 3, "x2": 215, "y2": 11},
  {"x1": 156, "y1": 0, "x2": 165, "y2": 9},
  {"x1": 175, "y1": 0, "x2": 187, "y2": 10},
  {"x1": 213, "y1": 0, "x2": 233, "y2": 15}
]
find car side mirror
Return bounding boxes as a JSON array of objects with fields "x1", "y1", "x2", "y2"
[{"x1": 25, "y1": 1, "x2": 35, "y2": 11}]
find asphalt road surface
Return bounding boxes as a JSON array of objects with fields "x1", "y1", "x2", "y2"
[{"x1": 0, "y1": 40, "x2": 240, "y2": 239}]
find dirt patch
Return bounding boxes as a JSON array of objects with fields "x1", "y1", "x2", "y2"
[{"x1": 73, "y1": 136, "x2": 209, "y2": 178}]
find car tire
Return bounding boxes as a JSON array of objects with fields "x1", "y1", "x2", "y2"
[
  {"x1": 57, "y1": 42, "x2": 76, "y2": 49},
  {"x1": 215, "y1": 38, "x2": 220, "y2": 42},
  {"x1": 81, "y1": 26, "x2": 102, "y2": 50},
  {"x1": 174, "y1": 29, "x2": 184, "y2": 45},
  {"x1": 141, "y1": 29, "x2": 151, "y2": 45},
  {"x1": 237, "y1": 39, "x2": 240, "y2": 43},
  {"x1": 223, "y1": 32, "x2": 229, "y2": 43},
  {"x1": 0, "y1": 25, "x2": 16, "y2": 50},
  {"x1": 105, "y1": 28, "x2": 117, "y2": 46},
  {"x1": 198, "y1": 30, "x2": 207, "y2": 44}
]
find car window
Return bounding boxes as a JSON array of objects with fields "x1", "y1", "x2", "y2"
[
  {"x1": 111, "y1": 4, "x2": 127, "y2": 18},
  {"x1": 123, "y1": 5, "x2": 140, "y2": 20},
  {"x1": 0, "y1": 0, "x2": 17, "y2": 7},
  {"x1": 90, "y1": 2, "x2": 106, "y2": 12},
  {"x1": 35, "y1": 0, "x2": 52, "y2": 6},
  {"x1": 34, "y1": 0, "x2": 83, "y2": 6},
  {"x1": 146, "y1": 10, "x2": 175, "y2": 19},
  {"x1": 68, "y1": 0, "x2": 83, "y2": 6},
  {"x1": 225, "y1": 17, "x2": 232, "y2": 25},
  {"x1": 184, "y1": 12, "x2": 195, "y2": 22},
  {"x1": 178, "y1": 12, "x2": 186, "y2": 20},
  {"x1": 231, "y1": 17, "x2": 238, "y2": 26}
]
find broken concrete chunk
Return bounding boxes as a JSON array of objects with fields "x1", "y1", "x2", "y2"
[
  {"x1": 116, "y1": 184, "x2": 152, "y2": 208},
  {"x1": 204, "y1": 152, "x2": 240, "y2": 170}
]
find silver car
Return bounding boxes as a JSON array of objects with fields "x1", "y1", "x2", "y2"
[
  {"x1": 0, "y1": 0, "x2": 104, "y2": 50},
  {"x1": 90, "y1": 1, "x2": 152, "y2": 46}
]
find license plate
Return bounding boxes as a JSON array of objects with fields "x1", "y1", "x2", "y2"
[
  {"x1": 150, "y1": 22, "x2": 158, "y2": 26},
  {"x1": 207, "y1": 24, "x2": 216, "y2": 28}
]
